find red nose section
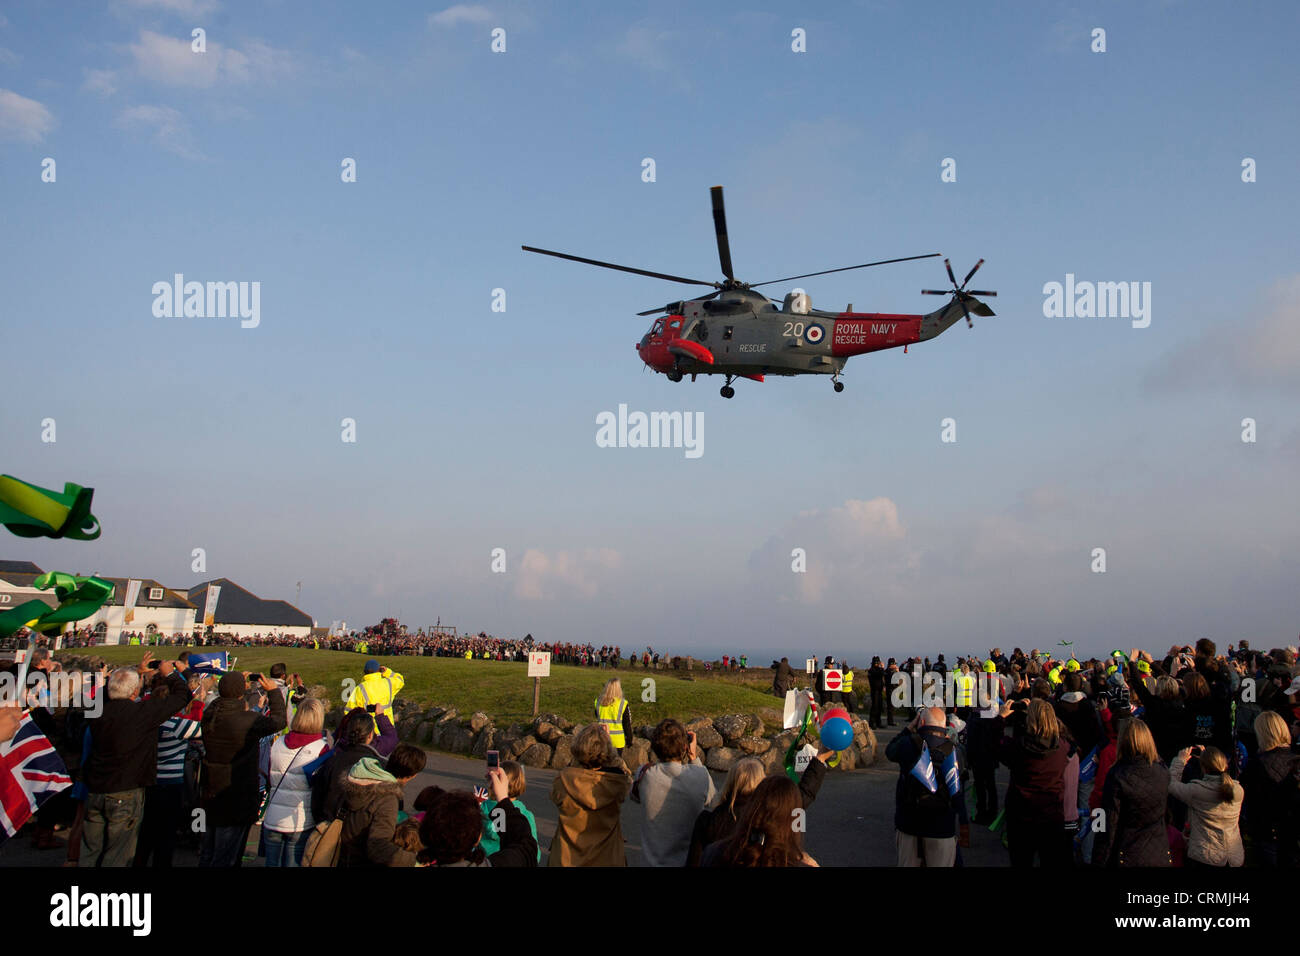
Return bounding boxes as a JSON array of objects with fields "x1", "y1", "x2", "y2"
[{"x1": 668, "y1": 340, "x2": 715, "y2": 365}]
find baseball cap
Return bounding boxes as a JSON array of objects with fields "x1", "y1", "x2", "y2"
[{"x1": 364, "y1": 659, "x2": 382, "y2": 674}]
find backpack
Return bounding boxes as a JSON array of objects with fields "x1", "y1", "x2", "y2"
[
  {"x1": 902, "y1": 731, "x2": 960, "y2": 815},
  {"x1": 302, "y1": 818, "x2": 343, "y2": 867}
]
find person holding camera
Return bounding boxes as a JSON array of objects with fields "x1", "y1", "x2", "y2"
[
  {"x1": 1168, "y1": 744, "x2": 1244, "y2": 867},
  {"x1": 81, "y1": 653, "x2": 192, "y2": 867},
  {"x1": 885, "y1": 706, "x2": 969, "y2": 866},
  {"x1": 198, "y1": 671, "x2": 286, "y2": 867},
  {"x1": 632, "y1": 718, "x2": 717, "y2": 866}
]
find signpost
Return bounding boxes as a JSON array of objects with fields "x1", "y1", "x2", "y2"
[
  {"x1": 805, "y1": 658, "x2": 816, "y2": 674},
  {"x1": 527, "y1": 651, "x2": 551, "y2": 717},
  {"x1": 823, "y1": 668, "x2": 843, "y2": 693}
]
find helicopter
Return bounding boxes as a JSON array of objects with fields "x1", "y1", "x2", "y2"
[{"x1": 523, "y1": 186, "x2": 996, "y2": 399}]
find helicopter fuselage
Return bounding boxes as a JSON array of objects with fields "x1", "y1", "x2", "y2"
[{"x1": 635, "y1": 289, "x2": 969, "y2": 380}]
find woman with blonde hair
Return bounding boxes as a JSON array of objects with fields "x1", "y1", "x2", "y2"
[
  {"x1": 997, "y1": 697, "x2": 1070, "y2": 866},
  {"x1": 686, "y1": 757, "x2": 764, "y2": 866},
  {"x1": 1241, "y1": 710, "x2": 1300, "y2": 865},
  {"x1": 261, "y1": 697, "x2": 329, "y2": 867},
  {"x1": 549, "y1": 723, "x2": 631, "y2": 866},
  {"x1": 1091, "y1": 718, "x2": 1170, "y2": 866},
  {"x1": 1168, "y1": 745, "x2": 1244, "y2": 867},
  {"x1": 594, "y1": 677, "x2": 632, "y2": 754}
]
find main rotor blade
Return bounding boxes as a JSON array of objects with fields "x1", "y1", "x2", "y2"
[
  {"x1": 521, "y1": 246, "x2": 718, "y2": 287},
  {"x1": 749, "y1": 253, "x2": 941, "y2": 289},
  {"x1": 710, "y1": 186, "x2": 735, "y2": 281}
]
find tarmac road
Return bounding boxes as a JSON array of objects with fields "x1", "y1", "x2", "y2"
[{"x1": 1, "y1": 723, "x2": 1016, "y2": 868}]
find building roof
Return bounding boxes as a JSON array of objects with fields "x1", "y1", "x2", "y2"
[
  {"x1": 187, "y1": 578, "x2": 311, "y2": 627},
  {"x1": 100, "y1": 578, "x2": 195, "y2": 610},
  {"x1": 0, "y1": 560, "x2": 43, "y2": 575}
]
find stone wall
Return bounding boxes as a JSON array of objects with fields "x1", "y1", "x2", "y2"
[{"x1": 369, "y1": 698, "x2": 879, "y2": 773}]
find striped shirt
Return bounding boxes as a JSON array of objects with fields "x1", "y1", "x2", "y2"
[{"x1": 156, "y1": 714, "x2": 202, "y2": 784}]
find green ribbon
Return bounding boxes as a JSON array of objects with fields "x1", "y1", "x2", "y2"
[
  {"x1": 783, "y1": 703, "x2": 815, "y2": 782},
  {"x1": 0, "y1": 475, "x2": 100, "y2": 540},
  {"x1": 0, "y1": 571, "x2": 115, "y2": 637}
]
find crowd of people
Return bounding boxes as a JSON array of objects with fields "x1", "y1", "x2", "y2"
[
  {"x1": 5, "y1": 635, "x2": 1297, "y2": 869},
  {"x1": 33, "y1": 625, "x2": 747, "y2": 674},
  {"x1": 872, "y1": 639, "x2": 1300, "y2": 867}
]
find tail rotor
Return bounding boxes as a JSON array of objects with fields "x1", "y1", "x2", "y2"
[{"x1": 922, "y1": 258, "x2": 998, "y2": 327}]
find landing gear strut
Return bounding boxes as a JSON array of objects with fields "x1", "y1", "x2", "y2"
[
  {"x1": 666, "y1": 368, "x2": 683, "y2": 383},
  {"x1": 832, "y1": 373, "x2": 844, "y2": 393},
  {"x1": 720, "y1": 375, "x2": 736, "y2": 399}
]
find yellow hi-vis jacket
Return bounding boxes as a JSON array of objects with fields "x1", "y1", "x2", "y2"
[
  {"x1": 595, "y1": 697, "x2": 628, "y2": 748},
  {"x1": 346, "y1": 667, "x2": 405, "y2": 713},
  {"x1": 842, "y1": 670, "x2": 854, "y2": 693},
  {"x1": 956, "y1": 673, "x2": 975, "y2": 706}
]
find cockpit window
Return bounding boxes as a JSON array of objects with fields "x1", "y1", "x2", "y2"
[{"x1": 651, "y1": 319, "x2": 664, "y2": 335}]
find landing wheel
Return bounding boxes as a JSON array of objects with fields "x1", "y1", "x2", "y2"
[
  {"x1": 833, "y1": 381, "x2": 844, "y2": 393},
  {"x1": 720, "y1": 385, "x2": 735, "y2": 399},
  {"x1": 666, "y1": 369, "x2": 683, "y2": 383}
]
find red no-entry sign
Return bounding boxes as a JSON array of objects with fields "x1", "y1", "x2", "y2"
[{"x1": 824, "y1": 668, "x2": 842, "y2": 691}]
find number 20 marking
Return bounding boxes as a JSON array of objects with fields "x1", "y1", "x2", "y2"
[{"x1": 782, "y1": 322, "x2": 805, "y2": 337}]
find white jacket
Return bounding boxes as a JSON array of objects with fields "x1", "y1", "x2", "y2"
[{"x1": 262, "y1": 736, "x2": 328, "y2": 833}]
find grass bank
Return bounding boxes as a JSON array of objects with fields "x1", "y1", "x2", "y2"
[{"x1": 57, "y1": 646, "x2": 786, "y2": 727}]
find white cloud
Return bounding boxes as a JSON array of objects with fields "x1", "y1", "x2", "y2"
[
  {"x1": 129, "y1": 30, "x2": 293, "y2": 88},
  {"x1": 514, "y1": 548, "x2": 622, "y2": 601},
  {"x1": 428, "y1": 5, "x2": 493, "y2": 28},
  {"x1": 116, "y1": 104, "x2": 202, "y2": 158},
  {"x1": 1147, "y1": 275, "x2": 1300, "y2": 393},
  {"x1": 83, "y1": 68, "x2": 118, "y2": 97},
  {"x1": 749, "y1": 497, "x2": 915, "y2": 603},
  {"x1": 0, "y1": 88, "x2": 54, "y2": 143},
  {"x1": 0, "y1": 47, "x2": 18, "y2": 67}
]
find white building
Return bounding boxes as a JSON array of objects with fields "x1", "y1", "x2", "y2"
[{"x1": 187, "y1": 578, "x2": 312, "y2": 639}]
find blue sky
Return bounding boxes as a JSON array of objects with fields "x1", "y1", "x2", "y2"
[{"x1": 2, "y1": 0, "x2": 1297, "y2": 662}]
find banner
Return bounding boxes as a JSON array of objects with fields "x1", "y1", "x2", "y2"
[
  {"x1": 122, "y1": 578, "x2": 142, "y2": 624},
  {"x1": 202, "y1": 585, "x2": 221, "y2": 627},
  {"x1": 0, "y1": 572, "x2": 115, "y2": 638},
  {"x1": 0, "y1": 475, "x2": 100, "y2": 540}
]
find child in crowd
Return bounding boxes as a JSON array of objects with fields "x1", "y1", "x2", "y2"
[{"x1": 479, "y1": 760, "x2": 540, "y2": 863}]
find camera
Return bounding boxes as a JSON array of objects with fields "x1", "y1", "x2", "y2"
[{"x1": 248, "y1": 673, "x2": 262, "y2": 682}]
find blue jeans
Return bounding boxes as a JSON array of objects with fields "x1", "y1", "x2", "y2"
[{"x1": 263, "y1": 828, "x2": 310, "y2": 867}]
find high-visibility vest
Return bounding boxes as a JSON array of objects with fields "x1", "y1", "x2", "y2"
[
  {"x1": 842, "y1": 670, "x2": 854, "y2": 693},
  {"x1": 956, "y1": 674, "x2": 974, "y2": 706},
  {"x1": 595, "y1": 697, "x2": 628, "y2": 748}
]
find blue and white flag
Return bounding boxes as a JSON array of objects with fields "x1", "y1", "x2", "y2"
[
  {"x1": 911, "y1": 743, "x2": 938, "y2": 793},
  {"x1": 187, "y1": 651, "x2": 229, "y2": 674},
  {"x1": 941, "y1": 748, "x2": 961, "y2": 796},
  {"x1": 1079, "y1": 746, "x2": 1099, "y2": 783}
]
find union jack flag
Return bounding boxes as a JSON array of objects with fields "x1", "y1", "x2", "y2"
[{"x1": 0, "y1": 714, "x2": 72, "y2": 845}]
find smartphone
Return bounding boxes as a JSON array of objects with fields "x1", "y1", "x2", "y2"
[
  {"x1": 248, "y1": 673, "x2": 262, "y2": 682},
  {"x1": 486, "y1": 750, "x2": 500, "y2": 770},
  {"x1": 146, "y1": 660, "x2": 162, "y2": 670},
  {"x1": 365, "y1": 704, "x2": 377, "y2": 713}
]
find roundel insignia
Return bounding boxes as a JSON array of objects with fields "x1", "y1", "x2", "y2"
[{"x1": 805, "y1": 323, "x2": 825, "y2": 344}]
